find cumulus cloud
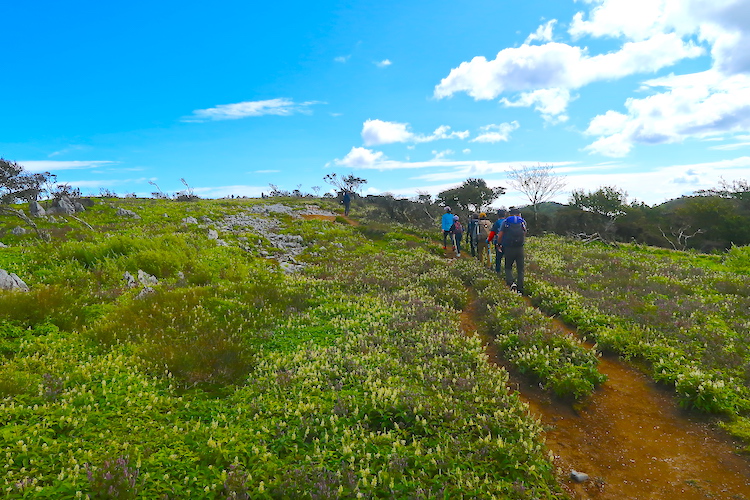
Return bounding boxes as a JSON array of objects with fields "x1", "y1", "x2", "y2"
[
  {"x1": 584, "y1": 71, "x2": 750, "y2": 156},
  {"x1": 375, "y1": 59, "x2": 392, "y2": 68},
  {"x1": 361, "y1": 119, "x2": 469, "y2": 146},
  {"x1": 525, "y1": 20, "x2": 557, "y2": 44},
  {"x1": 434, "y1": 34, "x2": 702, "y2": 101},
  {"x1": 471, "y1": 122, "x2": 520, "y2": 143},
  {"x1": 334, "y1": 147, "x2": 386, "y2": 168},
  {"x1": 183, "y1": 98, "x2": 321, "y2": 122},
  {"x1": 501, "y1": 88, "x2": 573, "y2": 122},
  {"x1": 569, "y1": 0, "x2": 750, "y2": 75}
]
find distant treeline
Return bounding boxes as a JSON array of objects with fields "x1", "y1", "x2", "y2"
[{"x1": 353, "y1": 186, "x2": 750, "y2": 253}]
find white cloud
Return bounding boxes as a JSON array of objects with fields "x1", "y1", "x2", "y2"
[
  {"x1": 434, "y1": 34, "x2": 702, "y2": 101},
  {"x1": 471, "y1": 122, "x2": 520, "y2": 143},
  {"x1": 20, "y1": 160, "x2": 117, "y2": 173},
  {"x1": 362, "y1": 119, "x2": 413, "y2": 146},
  {"x1": 584, "y1": 71, "x2": 750, "y2": 156},
  {"x1": 334, "y1": 147, "x2": 386, "y2": 168},
  {"x1": 334, "y1": 55, "x2": 350, "y2": 63},
  {"x1": 183, "y1": 98, "x2": 321, "y2": 122},
  {"x1": 375, "y1": 59, "x2": 392, "y2": 68},
  {"x1": 568, "y1": 0, "x2": 750, "y2": 75},
  {"x1": 501, "y1": 88, "x2": 573, "y2": 122},
  {"x1": 525, "y1": 20, "x2": 557, "y2": 44},
  {"x1": 463, "y1": 148, "x2": 471, "y2": 154},
  {"x1": 361, "y1": 119, "x2": 469, "y2": 146},
  {"x1": 709, "y1": 141, "x2": 750, "y2": 150},
  {"x1": 432, "y1": 149, "x2": 455, "y2": 160}
]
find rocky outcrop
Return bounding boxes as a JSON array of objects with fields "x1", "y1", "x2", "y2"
[
  {"x1": 47, "y1": 196, "x2": 76, "y2": 215},
  {"x1": 116, "y1": 208, "x2": 141, "y2": 219},
  {"x1": 29, "y1": 201, "x2": 46, "y2": 217},
  {"x1": 0, "y1": 270, "x2": 29, "y2": 291}
]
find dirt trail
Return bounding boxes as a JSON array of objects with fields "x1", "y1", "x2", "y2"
[
  {"x1": 460, "y1": 299, "x2": 750, "y2": 499},
  {"x1": 300, "y1": 214, "x2": 359, "y2": 226}
]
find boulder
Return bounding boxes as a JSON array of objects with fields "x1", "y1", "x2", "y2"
[
  {"x1": 0, "y1": 242, "x2": 7, "y2": 248},
  {"x1": 11, "y1": 226, "x2": 26, "y2": 236},
  {"x1": 48, "y1": 196, "x2": 76, "y2": 215},
  {"x1": 0, "y1": 270, "x2": 29, "y2": 291},
  {"x1": 29, "y1": 201, "x2": 46, "y2": 217},
  {"x1": 137, "y1": 269, "x2": 158, "y2": 286},
  {"x1": 207, "y1": 229, "x2": 219, "y2": 240},
  {"x1": 570, "y1": 470, "x2": 589, "y2": 483},
  {"x1": 74, "y1": 202, "x2": 86, "y2": 213},
  {"x1": 182, "y1": 216, "x2": 198, "y2": 224},
  {"x1": 116, "y1": 208, "x2": 141, "y2": 219},
  {"x1": 123, "y1": 271, "x2": 138, "y2": 288}
]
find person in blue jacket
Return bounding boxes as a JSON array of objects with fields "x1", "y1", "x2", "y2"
[
  {"x1": 441, "y1": 206, "x2": 454, "y2": 249},
  {"x1": 342, "y1": 191, "x2": 352, "y2": 216}
]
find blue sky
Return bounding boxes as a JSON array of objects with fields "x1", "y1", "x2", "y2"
[{"x1": 3, "y1": 0, "x2": 750, "y2": 207}]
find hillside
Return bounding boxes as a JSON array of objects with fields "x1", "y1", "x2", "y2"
[{"x1": 1, "y1": 197, "x2": 750, "y2": 498}]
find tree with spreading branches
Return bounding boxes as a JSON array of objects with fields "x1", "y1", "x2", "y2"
[
  {"x1": 323, "y1": 173, "x2": 368, "y2": 194},
  {"x1": 0, "y1": 158, "x2": 54, "y2": 240},
  {"x1": 437, "y1": 178, "x2": 505, "y2": 213}
]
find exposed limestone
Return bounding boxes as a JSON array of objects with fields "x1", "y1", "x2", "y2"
[
  {"x1": 116, "y1": 208, "x2": 141, "y2": 219},
  {"x1": 0, "y1": 270, "x2": 29, "y2": 291},
  {"x1": 29, "y1": 201, "x2": 46, "y2": 217}
]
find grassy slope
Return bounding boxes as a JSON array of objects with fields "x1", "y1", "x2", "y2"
[{"x1": 0, "y1": 199, "x2": 561, "y2": 499}]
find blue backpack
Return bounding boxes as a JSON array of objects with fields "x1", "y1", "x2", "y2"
[{"x1": 503, "y1": 218, "x2": 525, "y2": 247}]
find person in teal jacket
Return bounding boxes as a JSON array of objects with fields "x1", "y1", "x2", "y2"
[{"x1": 441, "y1": 206, "x2": 454, "y2": 249}]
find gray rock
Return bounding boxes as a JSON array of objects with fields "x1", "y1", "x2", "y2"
[
  {"x1": 0, "y1": 270, "x2": 29, "y2": 291},
  {"x1": 116, "y1": 208, "x2": 141, "y2": 219},
  {"x1": 207, "y1": 229, "x2": 219, "y2": 240},
  {"x1": 136, "y1": 286, "x2": 155, "y2": 299},
  {"x1": 570, "y1": 470, "x2": 589, "y2": 483},
  {"x1": 182, "y1": 216, "x2": 198, "y2": 224},
  {"x1": 216, "y1": 239, "x2": 229, "y2": 247},
  {"x1": 137, "y1": 269, "x2": 158, "y2": 286},
  {"x1": 73, "y1": 202, "x2": 86, "y2": 213},
  {"x1": 0, "y1": 242, "x2": 7, "y2": 248},
  {"x1": 48, "y1": 196, "x2": 76, "y2": 215},
  {"x1": 200, "y1": 216, "x2": 213, "y2": 223},
  {"x1": 123, "y1": 271, "x2": 138, "y2": 288},
  {"x1": 11, "y1": 226, "x2": 26, "y2": 236},
  {"x1": 29, "y1": 201, "x2": 46, "y2": 217}
]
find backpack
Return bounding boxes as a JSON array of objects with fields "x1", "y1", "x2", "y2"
[
  {"x1": 478, "y1": 219, "x2": 491, "y2": 240},
  {"x1": 452, "y1": 221, "x2": 463, "y2": 234},
  {"x1": 502, "y1": 219, "x2": 525, "y2": 247}
]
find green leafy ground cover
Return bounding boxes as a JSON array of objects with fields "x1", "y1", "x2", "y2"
[
  {"x1": 526, "y1": 235, "x2": 750, "y2": 443},
  {"x1": 0, "y1": 199, "x2": 563, "y2": 498}
]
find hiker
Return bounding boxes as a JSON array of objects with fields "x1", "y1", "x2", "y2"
[
  {"x1": 487, "y1": 208, "x2": 508, "y2": 275},
  {"x1": 497, "y1": 207, "x2": 527, "y2": 294},
  {"x1": 476, "y1": 212, "x2": 492, "y2": 268},
  {"x1": 466, "y1": 212, "x2": 479, "y2": 257},
  {"x1": 342, "y1": 191, "x2": 352, "y2": 216},
  {"x1": 441, "y1": 206, "x2": 455, "y2": 249},
  {"x1": 450, "y1": 215, "x2": 464, "y2": 257}
]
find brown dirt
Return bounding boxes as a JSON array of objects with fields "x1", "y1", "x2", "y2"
[{"x1": 460, "y1": 298, "x2": 750, "y2": 499}]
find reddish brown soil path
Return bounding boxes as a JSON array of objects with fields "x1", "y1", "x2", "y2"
[{"x1": 460, "y1": 300, "x2": 750, "y2": 499}]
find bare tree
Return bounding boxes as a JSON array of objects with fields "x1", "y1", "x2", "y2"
[
  {"x1": 659, "y1": 225, "x2": 705, "y2": 251},
  {"x1": 506, "y1": 163, "x2": 566, "y2": 222},
  {"x1": 323, "y1": 173, "x2": 367, "y2": 194}
]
